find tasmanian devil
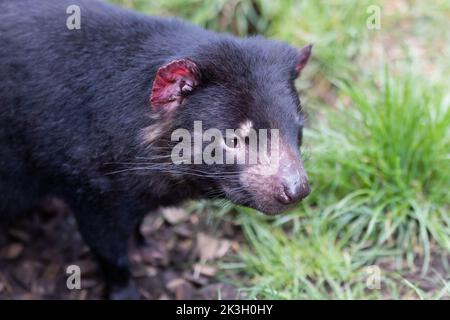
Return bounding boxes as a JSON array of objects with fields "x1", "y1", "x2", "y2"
[{"x1": 0, "y1": 0, "x2": 312, "y2": 299}]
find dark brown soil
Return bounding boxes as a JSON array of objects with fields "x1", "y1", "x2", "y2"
[{"x1": 0, "y1": 200, "x2": 242, "y2": 300}]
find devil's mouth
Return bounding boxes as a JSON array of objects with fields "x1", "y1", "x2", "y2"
[
  {"x1": 248, "y1": 201, "x2": 291, "y2": 215},
  {"x1": 219, "y1": 185, "x2": 290, "y2": 215}
]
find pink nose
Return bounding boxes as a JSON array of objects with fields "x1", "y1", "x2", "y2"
[
  {"x1": 276, "y1": 178, "x2": 310, "y2": 204},
  {"x1": 275, "y1": 163, "x2": 310, "y2": 205}
]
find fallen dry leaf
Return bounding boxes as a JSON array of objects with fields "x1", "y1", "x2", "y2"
[
  {"x1": 1, "y1": 243, "x2": 24, "y2": 259},
  {"x1": 231, "y1": 241, "x2": 240, "y2": 252},
  {"x1": 196, "y1": 232, "x2": 231, "y2": 261},
  {"x1": 193, "y1": 263, "x2": 217, "y2": 277},
  {"x1": 132, "y1": 265, "x2": 158, "y2": 278},
  {"x1": 140, "y1": 245, "x2": 169, "y2": 266},
  {"x1": 140, "y1": 214, "x2": 164, "y2": 236},
  {"x1": 184, "y1": 272, "x2": 209, "y2": 286},
  {"x1": 173, "y1": 224, "x2": 192, "y2": 238},
  {"x1": 166, "y1": 278, "x2": 185, "y2": 290},
  {"x1": 166, "y1": 278, "x2": 195, "y2": 299},
  {"x1": 161, "y1": 207, "x2": 189, "y2": 225}
]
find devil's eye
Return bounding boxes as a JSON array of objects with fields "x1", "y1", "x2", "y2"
[
  {"x1": 232, "y1": 137, "x2": 239, "y2": 148},
  {"x1": 225, "y1": 136, "x2": 240, "y2": 149}
]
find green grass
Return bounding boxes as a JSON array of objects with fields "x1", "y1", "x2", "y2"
[
  {"x1": 227, "y1": 70, "x2": 450, "y2": 299},
  {"x1": 109, "y1": 0, "x2": 450, "y2": 299},
  {"x1": 227, "y1": 215, "x2": 450, "y2": 299},
  {"x1": 306, "y1": 70, "x2": 450, "y2": 254}
]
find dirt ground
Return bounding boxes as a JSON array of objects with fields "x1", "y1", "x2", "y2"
[{"x1": 0, "y1": 200, "x2": 242, "y2": 300}]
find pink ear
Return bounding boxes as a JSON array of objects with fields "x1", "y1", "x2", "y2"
[
  {"x1": 295, "y1": 44, "x2": 313, "y2": 77},
  {"x1": 150, "y1": 58, "x2": 201, "y2": 111}
]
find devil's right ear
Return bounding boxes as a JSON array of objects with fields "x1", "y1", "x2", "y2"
[{"x1": 150, "y1": 58, "x2": 201, "y2": 111}]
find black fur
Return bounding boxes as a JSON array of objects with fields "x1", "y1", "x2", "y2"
[{"x1": 0, "y1": 0, "x2": 306, "y2": 299}]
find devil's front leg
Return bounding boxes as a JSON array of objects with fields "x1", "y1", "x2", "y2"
[{"x1": 71, "y1": 195, "x2": 143, "y2": 300}]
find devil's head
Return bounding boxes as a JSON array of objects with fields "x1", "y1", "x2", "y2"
[{"x1": 143, "y1": 38, "x2": 312, "y2": 214}]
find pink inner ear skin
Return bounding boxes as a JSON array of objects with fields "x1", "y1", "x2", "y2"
[{"x1": 150, "y1": 59, "x2": 200, "y2": 110}]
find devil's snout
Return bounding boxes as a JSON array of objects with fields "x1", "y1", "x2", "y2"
[{"x1": 275, "y1": 160, "x2": 310, "y2": 205}]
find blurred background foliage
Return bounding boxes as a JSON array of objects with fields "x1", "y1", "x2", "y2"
[{"x1": 109, "y1": 0, "x2": 450, "y2": 299}]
